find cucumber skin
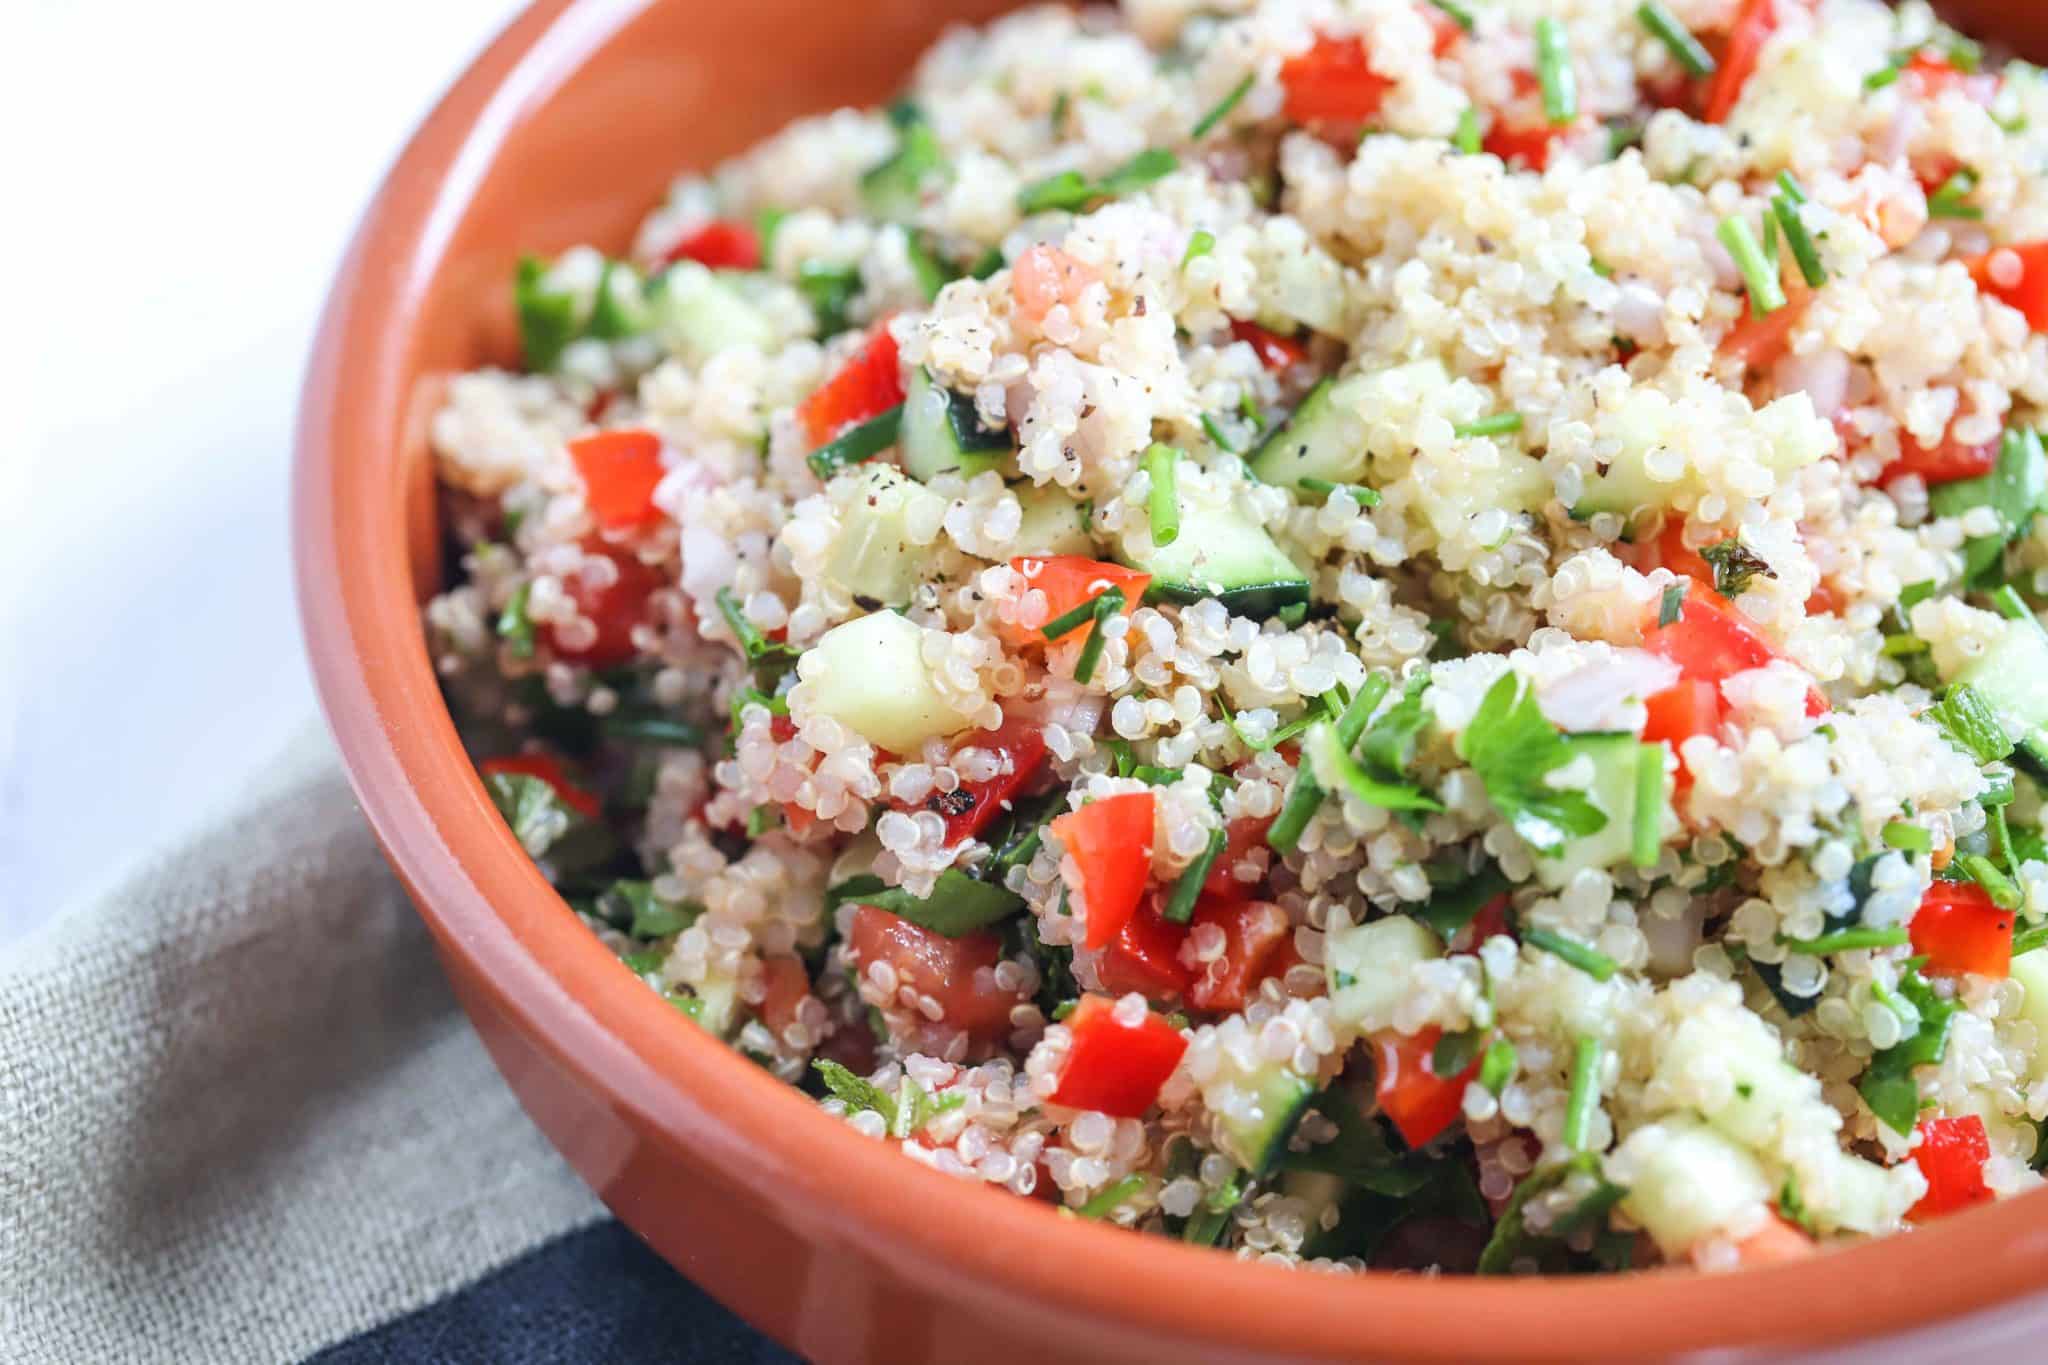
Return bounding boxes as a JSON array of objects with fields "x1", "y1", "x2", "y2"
[
  {"x1": 1220, "y1": 1067, "x2": 1317, "y2": 1176},
  {"x1": 1145, "y1": 578, "x2": 1312, "y2": 618}
]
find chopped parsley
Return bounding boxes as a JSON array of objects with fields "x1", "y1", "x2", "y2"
[
  {"x1": 1458, "y1": 671, "x2": 1607, "y2": 855},
  {"x1": 1658, "y1": 579, "x2": 1687, "y2": 627},
  {"x1": 1858, "y1": 962, "x2": 1957, "y2": 1134},
  {"x1": 1700, "y1": 537, "x2": 1776, "y2": 598},
  {"x1": 1926, "y1": 683, "x2": 2014, "y2": 765},
  {"x1": 496, "y1": 581, "x2": 536, "y2": 659}
]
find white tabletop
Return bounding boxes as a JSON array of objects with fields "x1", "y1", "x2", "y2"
[{"x1": 5, "y1": 0, "x2": 519, "y2": 943}]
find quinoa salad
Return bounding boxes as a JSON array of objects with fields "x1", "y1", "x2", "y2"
[{"x1": 425, "y1": 0, "x2": 2048, "y2": 1274}]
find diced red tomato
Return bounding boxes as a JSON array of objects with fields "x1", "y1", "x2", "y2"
[
  {"x1": 661, "y1": 218, "x2": 761, "y2": 270},
  {"x1": 1631, "y1": 518, "x2": 1718, "y2": 589},
  {"x1": 545, "y1": 540, "x2": 665, "y2": 669},
  {"x1": 1908, "y1": 1115, "x2": 1994, "y2": 1221},
  {"x1": 1451, "y1": 893, "x2": 1514, "y2": 952},
  {"x1": 1643, "y1": 591, "x2": 1828, "y2": 718},
  {"x1": 478, "y1": 753, "x2": 601, "y2": 819},
  {"x1": 1186, "y1": 899, "x2": 1293, "y2": 1013},
  {"x1": 1229, "y1": 319, "x2": 1311, "y2": 372},
  {"x1": 1202, "y1": 815, "x2": 1276, "y2": 902},
  {"x1": 1096, "y1": 894, "x2": 1195, "y2": 1001},
  {"x1": 1280, "y1": 34, "x2": 1393, "y2": 128},
  {"x1": 1049, "y1": 994, "x2": 1189, "y2": 1117},
  {"x1": 1482, "y1": 118, "x2": 1573, "y2": 171},
  {"x1": 1051, "y1": 792, "x2": 1157, "y2": 950},
  {"x1": 1012, "y1": 245, "x2": 1102, "y2": 324},
  {"x1": 1423, "y1": 5, "x2": 1466, "y2": 56},
  {"x1": 756, "y1": 955, "x2": 812, "y2": 1038},
  {"x1": 796, "y1": 324, "x2": 904, "y2": 448},
  {"x1": 1910, "y1": 881, "x2": 2015, "y2": 979},
  {"x1": 1003, "y1": 556, "x2": 1151, "y2": 645},
  {"x1": 1701, "y1": 0, "x2": 1780, "y2": 124},
  {"x1": 1719, "y1": 294, "x2": 1809, "y2": 374},
  {"x1": 1643, "y1": 677, "x2": 1725, "y2": 751},
  {"x1": 1968, "y1": 242, "x2": 2048, "y2": 332},
  {"x1": 846, "y1": 906, "x2": 1024, "y2": 1046},
  {"x1": 568, "y1": 428, "x2": 665, "y2": 529},
  {"x1": 889, "y1": 714, "x2": 1048, "y2": 846},
  {"x1": 1903, "y1": 52, "x2": 1966, "y2": 99},
  {"x1": 1373, "y1": 1026, "x2": 1479, "y2": 1150},
  {"x1": 1881, "y1": 429, "x2": 2000, "y2": 488}
]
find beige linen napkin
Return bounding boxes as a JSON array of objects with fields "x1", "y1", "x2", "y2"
[{"x1": 0, "y1": 731, "x2": 603, "y2": 1363}]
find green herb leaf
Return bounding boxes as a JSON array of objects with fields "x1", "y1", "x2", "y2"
[
  {"x1": 1700, "y1": 536, "x2": 1776, "y2": 598},
  {"x1": 796, "y1": 259, "x2": 862, "y2": 337},
  {"x1": 1858, "y1": 963, "x2": 1957, "y2": 1134},
  {"x1": 483, "y1": 771, "x2": 617, "y2": 872},
  {"x1": 1415, "y1": 862, "x2": 1510, "y2": 941},
  {"x1": 1929, "y1": 428, "x2": 2048, "y2": 586},
  {"x1": 814, "y1": 1058, "x2": 897, "y2": 1125},
  {"x1": 1658, "y1": 579, "x2": 1687, "y2": 627},
  {"x1": 1478, "y1": 1037, "x2": 1518, "y2": 1095},
  {"x1": 514, "y1": 256, "x2": 582, "y2": 372},
  {"x1": 1477, "y1": 1153, "x2": 1627, "y2": 1275},
  {"x1": 496, "y1": 581, "x2": 537, "y2": 659},
  {"x1": 597, "y1": 879, "x2": 704, "y2": 939},
  {"x1": 1182, "y1": 229, "x2": 1216, "y2": 267},
  {"x1": 846, "y1": 867, "x2": 1025, "y2": 936},
  {"x1": 1927, "y1": 683, "x2": 2014, "y2": 764},
  {"x1": 1458, "y1": 672, "x2": 1608, "y2": 855}
]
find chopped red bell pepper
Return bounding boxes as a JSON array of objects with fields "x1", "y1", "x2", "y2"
[
  {"x1": 796, "y1": 324, "x2": 905, "y2": 448},
  {"x1": 1907, "y1": 1115, "x2": 1994, "y2": 1221},
  {"x1": 1229, "y1": 319, "x2": 1311, "y2": 372},
  {"x1": 845, "y1": 906, "x2": 1024, "y2": 1046},
  {"x1": 756, "y1": 955, "x2": 812, "y2": 1037},
  {"x1": 1910, "y1": 881, "x2": 2015, "y2": 979},
  {"x1": 1186, "y1": 899, "x2": 1293, "y2": 1013},
  {"x1": 1048, "y1": 994, "x2": 1188, "y2": 1117},
  {"x1": 1482, "y1": 118, "x2": 1572, "y2": 171},
  {"x1": 1643, "y1": 591, "x2": 1828, "y2": 718},
  {"x1": 1968, "y1": 242, "x2": 2048, "y2": 332},
  {"x1": 1642, "y1": 677, "x2": 1725, "y2": 750},
  {"x1": 545, "y1": 540, "x2": 665, "y2": 668},
  {"x1": 1701, "y1": 0, "x2": 1780, "y2": 124},
  {"x1": 1631, "y1": 518, "x2": 1718, "y2": 589},
  {"x1": 568, "y1": 428, "x2": 666, "y2": 529},
  {"x1": 1003, "y1": 555, "x2": 1151, "y2": 645},
  {"x1": 1451, "y1": 893, "x2": 1515, "y2": 952},
  {"x1": 1903, "y1": 52, "x2": 1966, "y2": 99},
  {"x1": 1201, "y1": 814, "x2": 1276, "y2": 902},
  {"x1": 892, "y1": 715, "x2": 1048, "y2": 846},
  {"x1": 661, "y1": 218, "x2": 762, "y2": 270},
  {"x1": 1280, "y1": 34, "x2": 1394, "y2": 128},
  {"x1": 1095, "y1": 895, "x2": 1195, "y2": 1001},
  {"x1": 1881, "y1": 429, "x2": 2000, "y2": 487},
  {"x1": 1719, "y1": 292, "x2": 1810, "y2": 373},
  {"x1": 1374, "y1": 1026, "x2": 1479, "y2": 1150},
  {"x1": 479, "y1": 753, "x2": 601, "y2": 819},
  {"x1": 1051, "y1": 792, "x2": 1157, "y2": 950}
]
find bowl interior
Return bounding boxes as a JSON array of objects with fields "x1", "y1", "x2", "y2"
[{"x1": 304, "y1": 0, "x2": 2048, "y2": 1360}]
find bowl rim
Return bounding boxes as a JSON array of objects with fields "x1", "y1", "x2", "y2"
[{"x1": 293, "y1": 0, "x2": 2048, "y2": 1357}]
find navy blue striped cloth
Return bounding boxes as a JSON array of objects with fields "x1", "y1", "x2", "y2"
[{"x1": 308, "y1": 1221, "x2": 801, "y2": 1364}]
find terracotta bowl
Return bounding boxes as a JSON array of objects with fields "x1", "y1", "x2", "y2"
[{"x1": 296, "y1": 2, "x2": 2048, "y2": 1359}]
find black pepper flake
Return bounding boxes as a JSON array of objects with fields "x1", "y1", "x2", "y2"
[{"x1": 927, "y1": 789, "x2": 978, "y2": 818}]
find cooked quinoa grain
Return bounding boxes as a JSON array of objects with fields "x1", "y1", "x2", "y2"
[{"x1": 430, "y1": 0, "x2": 2048, "y2": 1274}]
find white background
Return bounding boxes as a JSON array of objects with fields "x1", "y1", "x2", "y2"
[{"x1": 4, "y1": 1, "x2": 519, "y2": 941}]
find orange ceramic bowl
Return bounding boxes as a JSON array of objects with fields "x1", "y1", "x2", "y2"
[{"x1": 296, "y1": 2, "x2": 2048, "y2": 1359}]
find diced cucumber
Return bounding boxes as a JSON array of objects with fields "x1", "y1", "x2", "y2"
[
  {"x1": 1609, "y1": 1116, "x2": 1770, "y2": 1258},
  {"x1": 1801, "y1": 1146, "x2": 1919, "y2": 1235},
  {"x1": 1250, "y1": 233, "x2": 1351, "y2": 336},
  {"x1": 1325, "y1": 914, "x2": 1442, "y2": 1034},
  {"x1": 1413, "y1": 449, "x2": 1549, "y2": 549},
  {"x1": 1216, "y1": 1061, "x2": 1318, "y2": 1176},
  {"x1": 796, "y1": 611, "x2": 971, "y2": 752},
  {"x1": 1012, "y1": 483, "x2": 1095, "y2": 556},
  {"x1": 2010, "y1": 949, "x2": 2048, "y2": 1086},
  {"x1": 1279, "y1": 1168, "x2": 1348, "y2": 1236},
  {"x1": 652, "y1": 261, "x2": 776, "y2": 362},
  {"x1": 1945, "y1": 617, "x2": 2048, "y2": 772},
  {"x1": 827, "y1": 466, "x2": 943, "y2": 607},
  {"x1": 1533, "y1": 732, "x2": 1664, "y2": 890},
  {"x1": 900, "y1": 368, "x2": 1010, "y2": 481},
  {"x1": 1572, "y1": 390, "x2": 1831, "y2": 518},
  {"x1": 1119, "y1": 488, "x2": 1309, "y2": 619},
  {"x1": 1248, "y1": 377, "x2": 1369, "y2": 486},
  {"x1": 1659, "y1": 1007, "x2": 1816, "y2": 1154},
  {"x1": 691, "y1": 966, "x2": 742, "y2": 1039}
]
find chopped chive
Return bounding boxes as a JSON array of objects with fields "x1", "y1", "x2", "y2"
[
  {"x1": 1864, "y1": 63, "x2": 1902, "y2": 92},
  {"x1": 1335, "y1": 673, "x2": 1391, "y2": 749},
  {"x1": 1983, "y1": 772, "x2": 2016, "y2": 807},
  {"x1": 1454, "y1": 106, "x2": 1483, "y2": 155},
  {"x1": 1988, "y1": 801, "x2": 2016, "y2": 873},
  {"x1": 1778, "y1": 925, "x2": 1910, "y2": 955},
  {"x1": 1927, "y1": 168, "x2": 1983, "y2": 220},
  {"x1": 1535, "y1": 18, "x2": 1577, "y2": 127},
  {"x1": 1658, "y1": 580, "x2": 1688, "y2": 627},
  {"x1": 1238, "y1": 393, "x2": 1266, "y2": 431},
  {"x1": 1077, "y1": 1174, "x2": 1147, "y2": 1219},
  {"x1": 1192, "y1": 73, "x2": 1255, "y2": 139},
  {"x1": 1959, "y1": 853, "x2": 2024, "y2": 910},
  {"x1": 1562, "y1": 1036, "x2": 1602, "y2": 1151},
  {"x1": 1775, "y1": 170, "x2": 1807, "y2": 205},
  {"x1": 1267, "y1": 675, "x2": 1391, "y2": 855},
  {"x1": 1164, "y1": 827, "x2": 1228, "y2": 923},
  {"x1": 716, "y1": 586, "x2": 786, "y2": 662},
  {"x1": 1145, "y1": 443, "x2": 1182, "y2": 547},
  {"x1": 1759, "y1": 198, "x2": 1780, "y2": 264},
  {"x1": 1453, "y1": 411, "x2": 1525, "y2": 439},
  {"x1": 1882, "y1": 632, "x2": 1930, "y2": 657},
  {"x1": 1041, "y1": 587, "x2": 1115, "y2": 641},
  {"x1": 1478, "y1": 1037, "x2": 1518, "y2": 1095},
  {"x1": 1182, "y1": 229, "x2": 1216, "y2": 267},
  {"x1": 1636, "y1": 2, "x2": 1715, "y2": 78},
  {"x1": 1072, "y1": 587, "x2": 1125, "y2": 685},
  {"x1": 1298, "y1": 476, "x2": 1383, "y2": 507},
  {"x1": 1199, "y1": 411, "x2": 1239, "y2": 453},
  {"x1": 1717, "y1": 214, "x2": 1786, "y2": 316},
  {"x1": 602, "y1": 713, "x2": 702, "y2": 745},
  {"x1": 1631, "y1": 743, "x2": 1666, "y2": 870},
  {"x1": 1427, "y1": 0, "x2": 1476, "y2": 32},
  {"x1": 496, "y1": 581, "x2": 536, "y2": 659},
  {"x1": 805, "y1": 403, "x2": 904, "y2": 479},
  {"x1": 1882, "y1": 820, "x2": 1933, "y2": 855},
  {"x1": 1525, "y1": 927, "x2": 1617, "y2": 981},
  {"x1": 2014, "y1": 923, "x2": 2048, "y2": 957},
  {"x1": 1050, "y1": 90, "x2": 1071, "y2": 134},
  {"x1": 1772, "y1": 193, "x2": 1827, "y2": 288},
  {"x1": 1019, "y1": 149, "x2": 1177, "y2": 215},
  {"x1": 1994, "y1": 585, "x2": 2033, "y2": 622}
]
